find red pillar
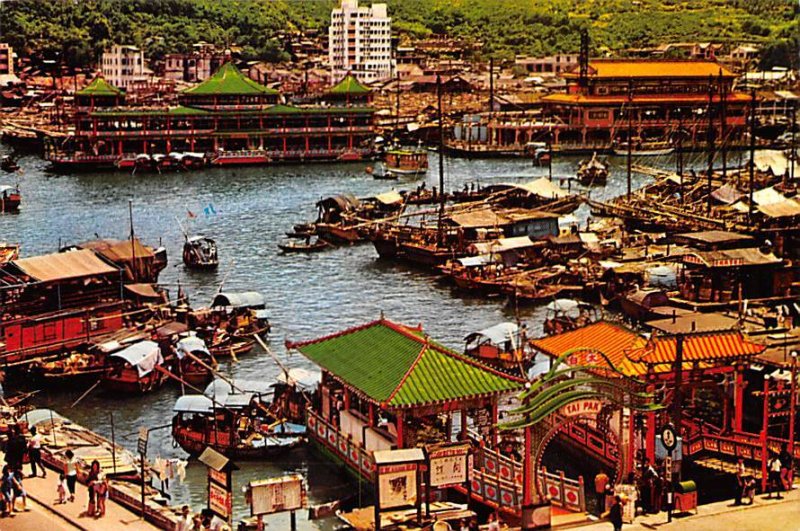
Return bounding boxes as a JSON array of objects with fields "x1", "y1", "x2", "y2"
[
  {"x1": 523, "y1": 424, "x2": 533, "y2": 506},
  {"x1": 733, "y1": 367, "x2": 744, "y2": 432},
  {"x1": 761, "y1": 376, "x2": 770, "y2": 491},
  {"x1": 491, "y1": 401, "x2": 499, "y2": 449},
  {"x1": 460, "y1": 409, "x2": 468, "y2": 440},
  {"x1": 368, "y1": 403, "x2": 375, "y2": 427},
  {"x1": 396, "y1": 410, "x2": 404, "y2": 448}
]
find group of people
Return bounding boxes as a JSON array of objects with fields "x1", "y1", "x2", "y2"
[
  {"x1": 1, "y1": 425, "x2": 42, "y2": 516},
  {"x1": 736, "y1": 444, "x2": 794, "y2": 504},
  {"x1": 174, "y1": 504, "x2": 232, "y2": 531}
]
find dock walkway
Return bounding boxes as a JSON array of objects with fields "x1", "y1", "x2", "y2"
[
  {"x1": 0, "y1": 449, "x2": 161, "y2": 531},
  {"x1": 567, "y1": 483, "x2": 800, "y2": 531}
]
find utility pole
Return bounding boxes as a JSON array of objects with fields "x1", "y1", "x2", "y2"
[
  {"x1": 627, "y1": 79, "x2": 633, "y2": 201},
  {"x1": 719, "y1": 70, "x2": 727, "y2": 181},
  {"x1": 748, "y1": 89, "x2": 756, "y2": 226},
  {"x1": 488, "y1": 56, "x2": 494, "y2": 116}
]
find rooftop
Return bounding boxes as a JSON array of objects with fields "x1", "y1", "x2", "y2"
[
  {"x1": 77, "y1": 76, "x2": 124, "y2": 97},
  {"x1": 183, "y1": 62, "x2": 278, "y2": 96},
  {"x1": 287, "y1": 318, "x2": 523, "y2": 409},
  {"x1": 329, "y1": 74, "x2": 371, "y2": 95},
  {"x1": 563, "y1": 59, "x2": 736, "y2": 80}
]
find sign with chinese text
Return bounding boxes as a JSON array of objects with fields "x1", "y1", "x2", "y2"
[
  {"x1": 209, "y1": 481, "x2": 231, "y2": 520},
  {"x1": 248, "y1": 474, "x2": 306, "y2": 516},
  {"x1": 378, "y1": 464, "x2": 417, "y2": 509},
  {"x1": 428, "y1": 445, "x2": 470, "y2": 488}
]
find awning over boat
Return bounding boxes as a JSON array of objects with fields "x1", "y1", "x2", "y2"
[
  {"x1": 0, "y1": 185, "x2": 16, "y2": 194},
  {"x1": 173, "y1": 395, "x2": 214, "y2": 414},
  {"x1": 109, "y1": 340, "x2": 163, "y2": 377},
  {"x1": 176, "y1": 336, "x2": 210, "y2": 359},
  {"x1": 545, "y1": 299, "x2": 580, "y2": 312},
  {"x1": 23, "y1": 409, "x2": 67, "y2": 427},
  {"x1": 78, "y1": 238, "x2": 155, "y2": 261},
  {"x1": 757, "y1": 200, "x2": 800, "y2": 218},
  {"x1": 124, "y1": 283, "x2": 161, "y2": 299},
  {"x1": 484, "y1": 177, "x2": 569, "y2": 200},
  {"x1": 316, "y1": 194, "x2": 361, "y2": 212},
  {"x1": 465, "y1": 322, "x2": 519, "y2": 346},
  {"x1": 276, "y1": 367, "x2": 321, "y2": 391},
  {"x1": 753, "y1": 150, "x2": 788, "y2": 177},
  {"x1": 211, "y1": 292, "x2": 265, "y2": 309},
  {"x1": 710, "y1": 184, "x2": 744, "y2": 205},
  {"x1": 372, "y1": 190, "x2": 404, "y2": 205},
  {"x1": 457, "y1": 254, "x2": 493, "y2": 267},
  {"x1": 11, "y1": 249, "x2": 118, "y2": 282},
  {"x1": 472, "y1": 236, "x2": 536, "y2": 254},
  {"x1": 204, "y1": 378, "x2": 273, "y2": 399},
  {"x1": 752, "y1": 186, "x2": 787, "y2": 206}
]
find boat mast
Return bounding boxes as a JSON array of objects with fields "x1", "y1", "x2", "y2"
[
  {"x1": 129, "y1": 200, "x2": 137, "y2": 282},
  {"x1": 706, "y1": 75, "x2": 716, "y2": 216},
  {"x1": 748, "y1": 88, "x2": 756, "y2": 226},
  {"x1": 626, "y1": 80, "x2": 633, "y2": 201},
  {"x1": 489, "y1": 56, "x2": 494, "y2": 116},
  {"x1": 437, "y1": 74, "x2": 445, "y2": 248},
  {"x1": 395, "y1": 68, "x2": 401, "y2": 141},
  {"x1": 791, "y1": 100, "x2": 797, "y2": 184},
  {"x1": 719, "y1": 69, "x2": 727, "y2": 181},
  {"x1": 677, "y1": 113, "x2": 684, "y2": 205}
]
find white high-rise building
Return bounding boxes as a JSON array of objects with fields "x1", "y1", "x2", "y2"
[
  {"x1": 101, "y1": 45, "x2": 149, "y2": 89},
  {"x1": 329, "y1": 0, "x2": 392, "y2": 85}
]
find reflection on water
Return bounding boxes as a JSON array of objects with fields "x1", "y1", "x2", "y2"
[{"x1": 0, "y1": 144, "x2": 712, "y2": 526}]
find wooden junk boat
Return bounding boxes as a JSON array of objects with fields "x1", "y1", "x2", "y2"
[
  {"x1": 525, "y1": 141, "x2": 551, "y2": 166},
  {"x1": 542, "y1": 298, "x2": 599, "y2": 336},
  {"x1": 102, "y1": 340, "x2": 169, "y2": 394},
  {"x1": 612, "y1": 139, "x2": 674, "y2": 156},
  {"x1": 183, "y1": 235, "x2": 219, "y2": 270},
  {"x1": 174, "y1": 335, "x2": 216, "y2": 388},
  {"x1": 0, "y1": 184, "x2": 21, "y2": 212},
  {"x1": 577, "y1": 152, "x2": 609, "y2": 186},
  {"x1": 171, "y1": 371, "x2": 314, "y2": 459},
  {"x1": 384, "y1": 146, "x2": 428, "y2": 176},
  {"x1": 207, "y1": 291, "x2": 272, "y2": 338}
]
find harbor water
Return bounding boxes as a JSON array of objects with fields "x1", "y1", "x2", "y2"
[{"x1": 0, "y1": 144, "x2": 721, "y2": 527}]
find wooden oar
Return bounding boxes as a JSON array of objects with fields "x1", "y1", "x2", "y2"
[{"x1": 71, "y1": 379, "x2": 102, "y2": 408}]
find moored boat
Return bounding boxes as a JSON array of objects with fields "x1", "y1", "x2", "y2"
[
  {"x1": 0, "y1": 242, "x2": 19, "y2": 264},
  {"x1": 171, "y1": 372, "x2": 313, "y2": 459},
  {"x1": 0, "y1": 184, "x2": 21, "y2": 212},
  {"x1": 464, "y1": 322, "x2": 527, "y2": 373},
  {"x1": 278, "y1": 237, "x2": 330, "y2": 253},
  {"x1": 384, "y1": 146, "x2": 428, "y2": 176},
  {"x1": 211, "y1": 149, "x2": 271, "y2": 166},
  {"x1": 577, "y1": 152, "x2": 609, "y2": 186},
  {"x1": 613, "y1": 140, "x2": 674, "y2": 156},
  {"x1": 174, "y1": 335, "x2": 216, "y2": 388},
  {"x1": 1, "y1": 155, "x2": 19, "y2": 173},
  {"x1": 183, "y1": 235, "x2": 219, "y2": 270},
  {"x1": 102, "y1": 340, "x2": 169, "y2": 394}
]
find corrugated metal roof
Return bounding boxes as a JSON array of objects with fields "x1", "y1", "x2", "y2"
[
  {"x1": 757, "y1": 200, "x2": 800, "y2": 219},
  {"x1": 12, "y1": 249, "x2": 118, "y2": 282},
  {"x1": 289, "y1": 319, "x2": 522, "y2": 408},
  {"x1": 564, "y1": 60, "x2": 736, "y2": 79},
  {"x1": 79, "y1": 238, "x2": 155, "y2": 261}
]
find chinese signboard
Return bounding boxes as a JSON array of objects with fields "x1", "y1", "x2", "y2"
[
  {"x1": 248, "y1": 475, "x2": 306, "y2": 516},
  {"x1": 209, "y1": 481, "x2": 231, "y2": 520},
  {"x1": 559, "y1": 398, "x2": 603, "y2": 418},
  {"x1": 428, "y1": 445, "x2": 470, "y2": 488},
  {"x1": 377, "y1": 464, "x2": 418, "y2": 509}
]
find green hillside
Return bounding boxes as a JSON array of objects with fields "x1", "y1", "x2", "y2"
[{"x1": 0, "y1": 0, "x2": 796, "y2": 68}]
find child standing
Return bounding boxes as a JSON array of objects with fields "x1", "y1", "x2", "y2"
[
  {"x1": 57, "y1": 473, "x2": 67, "y2": 504},
  {"x1": 94, "y1": 474, "x2": 108, "y2": 518}
]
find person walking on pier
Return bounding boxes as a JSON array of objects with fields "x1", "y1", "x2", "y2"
[
  {"x1": 594, "y1": 470, "x2": 610, "y2": 515},
  {"x1": 4, "y1": 426, "x2": 26, "y2": 473},
  {"x1": 64, "y1": 449, "x2": 78, "y2": 503},
  {"x1": 85, "y1": 459, "x2": 101, "y2": 516},
  {"x1": 766, "y1": 452, "x2": 784, "y2": 500},
  {"x1": 779, "y1": 443, "x2": 793, "y2": 491},
  {"x1": 602, "y1": 494, "x2": 624, "y2": 531},
  {"x1": 27, "y1": 426, "x2": 46, "y2": 478},
  {"x1": 734, "y1": 457, "x2": 745, "y2": 506}
]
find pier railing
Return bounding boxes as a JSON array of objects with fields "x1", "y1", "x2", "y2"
[
  {"x1": 306, "y1": 408, "x2": 375, "y2": 481},
  {"x1": 539, "y1": 467, "x2": 585, "y2": 513}
]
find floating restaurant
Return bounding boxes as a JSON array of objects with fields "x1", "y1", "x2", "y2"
[
  {"x1": 44, "y1": 64, "x2": 376, "y2": 169},
  {"x1": 449, "y1": 58, "x2": 750, "y2": 154}
]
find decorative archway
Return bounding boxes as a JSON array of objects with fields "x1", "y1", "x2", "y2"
[{"x1": 500, "y1": 347, "x2": 663, "y2": 516}]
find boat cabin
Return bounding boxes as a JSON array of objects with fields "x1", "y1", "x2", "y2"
[
  {"x1": 207, "y1": 291, "x2": 270, "y2": 337},
  {"x1": 620, "y1": 287, "x2": 676, "y2": 322},
  {"x1": 67, "y1": 238, "x2": 168, "y2": 283},
  {"x1": 0, "y1": 184, "x2": 20, "y2": 212},
  {"x1": 183, "y1": 235, "x2": 218, "y2": 269},
  {"x1": 464, "y1": 322, "x2": 524, "y2": 370},
  {"x1": 103, "y1": 340, "x2": 168, "y2": 394},
  {"x1": 446, "y1": 207, "x2": 560, "y2": 241},
  {"x1": 174, "y1": 335, "x2": 215, "y2": 387},
  {"x1": 678, "y1": 247, "x2": 785, "y2": 303}
]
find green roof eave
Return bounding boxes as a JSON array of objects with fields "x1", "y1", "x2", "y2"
[
  {"x1": 329, "y1": 74, "x2": 372, "y2": 95},
  {"x1": 89, "y1": 105, "x2": 374, "y2": 118},
  {"x1": 77, "y1": 77, "x2": 124, "y2": 97},
  {"x1": 291, "y1": 320, "x2": 523, "y2": 409},
  {"x1": 182, "y1": 62, "x2": 279, "y2": 96}
]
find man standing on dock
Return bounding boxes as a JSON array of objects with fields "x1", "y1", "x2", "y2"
[
  {"x1": 594, "y1": 470, "x2": 610, "y2": 515},
  {"x1": 603, "y1": 495, "x2": 624, "y2": 531},
  {"x1": 734, "y1": 458, "x2": 745, "y2": 506}
]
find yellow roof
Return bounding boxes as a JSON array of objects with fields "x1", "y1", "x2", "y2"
[{"x1": 564, "y1": 60, "x2": 736, "y2": 79}]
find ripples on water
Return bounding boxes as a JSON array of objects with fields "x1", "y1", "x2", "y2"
[{"x1": 0, "y1": 144, "x2": 713, "y2": 526}]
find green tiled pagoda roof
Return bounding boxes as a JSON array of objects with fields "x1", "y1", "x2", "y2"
[
  {"x1": 90, "y1": 105, "x2": 373, "y2": 117},
  {"x1": 329, "y1": 74, "x2": 371, "y2": 95},
  {"x1": 183, "y1": 62, "x2": 278, "y2": 96},
  {"x1": 77, "y1": 76, "x2": 123, "y2": 97},
  {"x1": 288, "y1": 319, "x2": 523, "y2": 409}
]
